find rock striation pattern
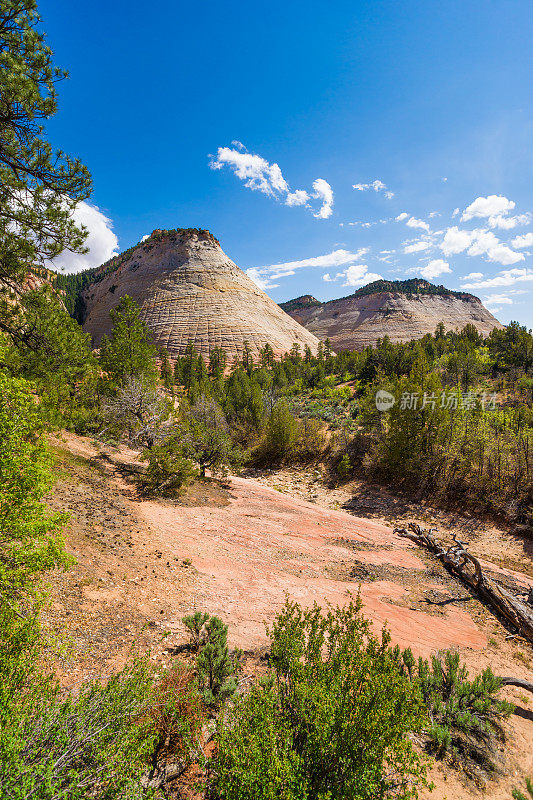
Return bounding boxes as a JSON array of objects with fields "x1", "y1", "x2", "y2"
[
  {"x1": 81, "y1": 228, "x2": 321, "y2": 359},
  {"x1": 280, "y1": 280, "x2": 503, "y2": 351}
]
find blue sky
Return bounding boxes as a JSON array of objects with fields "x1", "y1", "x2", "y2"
[{"x1": 42, "y1": 0, "x2": 533, "y2": 327}]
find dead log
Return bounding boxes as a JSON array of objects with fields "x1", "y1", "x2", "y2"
[
  {"x1": 395, "y1": 523, "x2": 533, "y2": 644},
  {"x1": 499, "y1": 677, "x2": 533, "y2": 694}
]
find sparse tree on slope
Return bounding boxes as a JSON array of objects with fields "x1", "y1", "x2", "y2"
[{"x1": 183, "y1": 396, "x2": 236, "y2": 477}]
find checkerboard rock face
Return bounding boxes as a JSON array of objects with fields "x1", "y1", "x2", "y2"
[
  {"x1": 281, "y1": 288, "x2": 503, "y2": 352},
  {"x1": 82, "y1": 228, "x2": 321, "y2": 359}
]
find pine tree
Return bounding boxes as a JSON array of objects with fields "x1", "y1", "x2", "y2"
[
  {"x1": 99, "y1": 296, "x2": 158, "y2": 388},
  {"x1": 289, "y1": 342, "x2": 301, "y2": 363},
  {"x1": 241, "y1": 341, "x2": 253, "y2": 375},
  {"x1": 159, "y1": 349, "x2": 173, "y2": 390},
  {"x1": 181, "y1": 341, "x2": 198, "y2": 391},
  {"x1": 0, "y1": 0, "x2": 91, "y2": 344},
  {"x1": 260, "y1": 343, "x2": 275, "y2": 369},
  {"x1": 209, "y1": 347, "x2": 227, "y2": 379}
]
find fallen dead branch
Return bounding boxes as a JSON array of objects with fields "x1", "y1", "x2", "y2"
[
  {"x1": 394, "y1": 522, "x2": 533, "y2": 645},
  {"x1": 499, "y1": 677, "x2": 533, "y2": 694}
]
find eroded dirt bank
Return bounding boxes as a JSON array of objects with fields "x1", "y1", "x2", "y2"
[{"x1": 45, "y1": 432, "x2": 533, "y2": 800}]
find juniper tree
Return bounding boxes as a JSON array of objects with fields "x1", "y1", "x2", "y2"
[{"x1": 4, "y1": 286, "x2": 96, "y2": 421}]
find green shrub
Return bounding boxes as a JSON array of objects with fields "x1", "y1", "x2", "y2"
[
  {"x1": 0, "y1": 658, "x2": 202, "y2": 799},
  {"x1": 182, "y1": 611, "x2": 211, "y2": 651},
  {"x1": 66, "y1": 404, "x2": 103, "y2": 436},
  {"x1": 140, "y1": 436, "x2": 197, "y2": 495},
  {"x1": 0, "y1": 373, "x2": 72, "y2": 662},
  {"x1": 182, "y1": 613, "x2": 241, "y2": 707},
  {"x1": 211, "y1": 598, "x2": 428, "y2": 800},
  {"x1": 261, "y1": 400, "x2": 299, "y2": 463},
  {"x1": 513, "y1": 777, "x2": 533, "y2": 800},
  {"x1": 293, "y1": 417, "x2": 326, "y2": 462},
  {"x1": 394, "y1": 647, "x2": 513, "y2": 765},
  {"x1": 337, "y1": 453, "x2": 353, "y2": 479}
]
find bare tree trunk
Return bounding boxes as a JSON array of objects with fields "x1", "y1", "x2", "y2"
[{"x1": 395, "y1": 523, "x2": 533, "y2": 643}]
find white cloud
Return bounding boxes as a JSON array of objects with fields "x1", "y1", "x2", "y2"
[
  {"x1": 487, "y1": 213, "x2": 531, "y2": 230},
  {"x1": 404, "y1": 240, "x2": 431, "y2": 254},
  {"x1": 48, "y1": 201, "x2": 119, "y2": 274},
  {"x1": 312, "y1": 178, "x2": 334, "y2": 219},
  {"x1": 511, "y1": 231, "x2": 533, "y2": 249},
  {"x1": 259, "y1": 248, "x2": 368, "y2": 274},
  {"x1": 323, "y1": 272, "x2": 335, "y2": 282},
  {"x1": 462, "y1": 272, "x2": 484, "y2": 280},
  {"x1": 341, "y1": 264, "x2": 383, "y2": 287},
  {"x1": 440, "y1": 226, "x2": 524, "y2": 265},
  {"x1": 406, "y1": 217, "x2": 430, "y2": 232},
  {"x1": 210, "y1": 147, "x2": 288, "y2": 196},
  {"x1": 483, "y1": 294, "x2": 514, "y2": 306},
  {"x1": 462, "y1": 195, "x2": 515, "y2": 222},
  {"x1": 209, "y1": 144, "x2": 333, "y2": 218},
  {"x1": 441, "y1": 226, "x2": 473, "y2": 255},
  {"x1": 285, "y1": 189, "x2": 309, "y2": 207},
  {"x1": 468, "y1": 230, "x2": 524, "y2": 265},
  {"x1": 419, "y1": 259, "x2": 451, "y2": 280},
  {"x1": 353, "y1": 179, "x2": 394, "y2": 198},
  {"x1": 396, "y1": 213, "x2": 430, "y2": 232},
  {"x1": 246, "y1": 267, "x2": 279, "y2": 291},
  {"x1": 247, "y1": 248, "x2": 369, "y2": 289},
  {"x1": 461, "y1": 267, "x2": 533, "y2": 289},
  {"x1": 460, "y1": 194, "x2": 531, "y2": 230},
  {"x1": 452, "y1": 207, "x2": 460, "y2": 217}
]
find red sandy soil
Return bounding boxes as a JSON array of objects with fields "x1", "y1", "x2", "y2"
[{"x1": 45, "y1": 432, "x2": 533, "y2": 800}]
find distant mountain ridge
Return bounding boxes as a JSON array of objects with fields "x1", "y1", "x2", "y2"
[
  {"x1": 349, "y1": 278, "x2": 477, "y2": 300},
  {"x1": 280, "y1": 279, "x2": 502, "y2": 351}
]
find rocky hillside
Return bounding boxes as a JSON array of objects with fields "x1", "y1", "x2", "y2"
[
  {"x1": 280, "y1": 279, "x2": 503, "y2": 351},
  {"x1": 80, "y1": 228, "x2": 321, "y2": 359}
]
